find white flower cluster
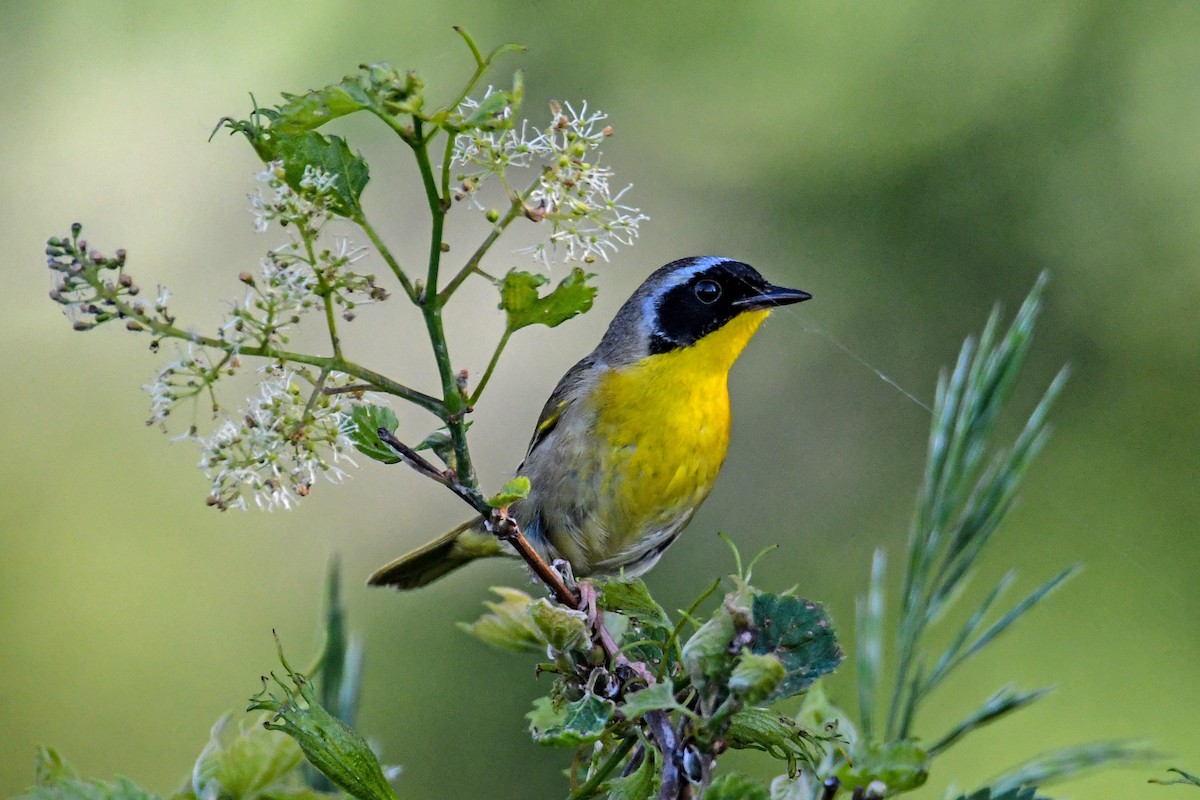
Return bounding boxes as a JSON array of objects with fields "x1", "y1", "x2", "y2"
[
  {"x1": 195, "y1": 370, "x2": 364, "y2": 511},
  {"x1": 144, "y1": 344, "x2": 230, "y2": 425},
  {"x1": 249, "y1": 162, "x2": 334, "y2": 235},
  {"x1": 242, "y1": 162, "x2": 385, "y2": 331},
  {"x1": 219, "y1": 247, "x2": 319, "y2": 351},
  {"x1": 451, "y1": 96, "x2": 648, "y2": 265}
]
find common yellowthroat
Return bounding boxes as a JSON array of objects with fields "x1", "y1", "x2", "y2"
[{"x1": 369, "y1": 256, "x2": 810, "y2": 590}]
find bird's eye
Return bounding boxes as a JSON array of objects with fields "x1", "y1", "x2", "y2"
[{"x1": 694, "y1": 279, "x2": 722, "y2": 304}]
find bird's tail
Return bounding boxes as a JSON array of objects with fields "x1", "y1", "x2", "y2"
[{"x1": 367, "y1": 517, "x2": 506, "y2": 590}]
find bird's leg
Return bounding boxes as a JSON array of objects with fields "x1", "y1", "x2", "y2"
[
  {"x1": 571, "y1": 577, "x2": 622, "y2": 660},
  {"x1": 568, "y1": 575, "x2": 662, "y2": 688}
]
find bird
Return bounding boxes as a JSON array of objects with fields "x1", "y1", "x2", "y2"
[{"x1": 368, "y1": 256, "x2": 811, "y2": 590}]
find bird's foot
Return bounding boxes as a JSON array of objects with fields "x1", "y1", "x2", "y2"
[{"x1": 572, "y1": 577, "x2": 659, "y2": 686}]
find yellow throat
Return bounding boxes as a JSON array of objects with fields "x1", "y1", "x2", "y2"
[{"x1": 589, "y1": 309, "x2": 770, "y2": 551}]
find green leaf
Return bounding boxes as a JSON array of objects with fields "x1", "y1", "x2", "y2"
[
  {"x1": 836, "y1": 739, "x2": 930, "y2": 792},
  {"x1": 619, "y1": 682, "x2": 684, "y2": 721},
  {"x1": 1151, "y1": 767, "x2": 1200, "y2": 787},
  {"x1": 269, "y1": 64, "x2": 424, "y2": 133},
  {"x1": 191, "y1": 714, "x2": 304, "y2": 800},
  {"x1": 499, "y1": 268, "x2": 597, "y2": 332},
  {"x1": 986, "y1": 741, "x2": 1156, "y2": 795},
  {"x1": 681, "y1": 602, "x2": 739, "y2": 692},
  {"x1": 34, "y1": 748, "x2": 78, "y2": 785},
  {"x1": 487, "y1": 476, "x2": 530, "y2": 508},
  {"x1": 855, "y1": 548, "x2": 886, "y2": 740},
  {"x1": 604, "y1": 745, "x2": 658, "y2": 800},
  {"x1": 279, "y1": 131, "x2": 369, "y2": 218},
  {"x1": 889, "y1": 273, "x2": 1067, "y2": 740},
  {"x1": 308, "y1": 558, "x2": 363, "y2": 793},
  {"x1": 729, "y1": 652, "x2": 786, "y2": 705},
  {"x1": 796, "y1": 681, "x2": 859, "y2": 751},
  {"x1": 414, "y1": 421, "x2": 472, "y2": 470},
  {"x1": 528, "y1": 598, "x2": 590, "y2": 653},
  {"x1": 616, "y1": 621, "x2": 673, "y2": 676},
  {"x1": 928, "y1": 685, "x2": 1053, "y2": 756},
  {"x1": 595, "y1": 578, "x2": 672, "y2": 629},
  {"x1": 463, "y1": 89, "x2": 514, "y2": 129},
  {"x1": 528, "y1": 693, "x2": 614, "y2": 746},
  {"x1": 706, "y1": 773, "x2": 770, "y2": 800},
  {"x1": 17, "y1": 775, "x2": 162, "y2": 800},
  {"x1": 457, "y1": 587, "x2": 544, "y2": 653},
  {"x1": 727, "y1": 708, "x2": 827, "y2": 772},
  {"x1": 248, "y1": 638, "x2": 397, "y2": 800},
  {"x1": 951, "y1": 789, "x2": 1040, "y2": 800},
  {"x1": 751, "y1": 593, "x2": 844, "y2": 701},
  {"x1": 223, "y1": 120, "x2": 369, "y2": 219},
  {"x1": 343, "y1": 406, "x2": 400, "y2": 464}
]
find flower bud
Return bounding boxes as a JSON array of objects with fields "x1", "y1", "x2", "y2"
[{"x1": 250, "y1": 641, "x2": 397, "y2": 800}]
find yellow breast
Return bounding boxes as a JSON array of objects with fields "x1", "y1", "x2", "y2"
[{"x1": 588, "y1": 310, "x2": 770, "y2": 558}]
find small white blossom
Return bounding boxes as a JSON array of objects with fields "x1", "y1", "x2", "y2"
[
  {"x1": 195, "y1": 370, "x2": 364, "y2": 511},
  {"x1": 144, "y1": 344, "x2": 228, "y2": 425},
  {"x1": 248, "y1": 161, "x2": 334, "y2": 236},
  {"x1": 298, "y1": 163, "x2": 339, "y2": 194},
  {"x1": 330, "y1": 235, "x2": 369, "y2": 266}
]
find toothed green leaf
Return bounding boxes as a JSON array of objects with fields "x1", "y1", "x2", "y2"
[
  {"x1": 528, "y1": 599, "x2": 590, "y2": 653},
  {"x1": 595, "y1": 578, "x2": 672, "y2": 629},
  {"x1": 500, "y1": 268, "x2": 596, "y2": 332},
  {"x1": 751, "y1": 593, "x2": 843, "y2": 701},
  {"x1": 343, "y1": 406, "x2": 399, "y2": 464},
  {"x1": 706, "y1": 774, "x2": 769, "y2": 800},
  {"x1": 488, "y1": 476, "x2": 530, "y2": 508},
  {"x1": 619, "y1": 681, "x2": 684, "y2": 721},
  {"x1": 528, "y1": 693, "x2": 614, "y2": 747},
  {"x1": 458, "y1": 587, "x2": 543, "y2": 653}
]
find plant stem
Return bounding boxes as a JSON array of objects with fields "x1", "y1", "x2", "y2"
[
  {"x1": 489, "y1": 512, "x2": 580, "y2": 607},
  {"x1": 301, "y1": 226, "x2": 344, "y2": 360},
  {"x1": 102, "y1": 291, "x2": 444, "y2": 415},
  {"x1": 356, "y1": 215, "x2": 416, "y2": 302},
  {"x1": 301, "y1": 364, "x2": 333, "y2": 422},
  {"x1": 567, "y1": 737, "x2": 637, "y2": 800},
  {"x1": 410, "y1": 117, "x2": 477, "y2": 488},
  {"x1": 438, "y1": 181, "x2": 532, "y2": 304},
  {"x1": 469, "y1": 328, "x2": 511, "y2": 406}
]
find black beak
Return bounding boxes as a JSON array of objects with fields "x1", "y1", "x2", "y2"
[{"x1": 733, "y1": 284, "x2": 812, "y2": 311}]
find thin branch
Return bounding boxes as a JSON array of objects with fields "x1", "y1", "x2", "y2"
[
  {"x1": 489, "y1": 511, "x2": 580, "y2": 608},
  {"x1": 375, "y1": 427, "x2": 478, "y2": 506},
  {"x1": 405, "y1": 117, "x2": 478, "y2": 490},
  {"x1": 301, "y1": 364, "x2": 333, "y2": 422},
  {"x1": 374, "y1": 427, "x2": 579, "y2": 608},
  {"x1": 468, "y1": 328, "x2": 511, "y2": 406},
  {"x1": 438, "y1": 182, "x2": 531, "y2": 303},
  {"x1": 322, "y1": 383, "x2": 376, "y2": 396},
  {"x1": 566, "y1": 737, "x2": 637, "y2": 800},
  {"x1": 100, "y1": 290, "x2": 445, "y2": 415},
  {"x1": 644, "y1": 710, "x2": 682, "y2": 800},
  {"x1": 356, "y1": 215, "x2": 417, "y2": 302},
  {"x1": 446, "y1": 27, "x2": 526, "y2": 115},
  {"x1": 301, "y1": 223, "x2": 344, "y2": 360}
]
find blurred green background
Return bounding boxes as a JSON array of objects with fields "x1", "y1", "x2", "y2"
[{"x1": 2, "y1": 2, "x2": 1197, "y2": 798}]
